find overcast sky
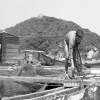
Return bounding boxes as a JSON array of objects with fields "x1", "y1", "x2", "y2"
[{"x1": 0, "y1": 0, "x2": 100, "y2": 35}]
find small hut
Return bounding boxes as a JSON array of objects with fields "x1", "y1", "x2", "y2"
[
  {"x1": 19, "y1": 50, "x2": 45, "y2": 65},
  {"x1": 0, "y1": 30, "x2": 19, "y2": 65}
]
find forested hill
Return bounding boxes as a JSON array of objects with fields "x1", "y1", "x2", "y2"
[
  {"x1": 5, "y1": 15, "x2": 83, "y2": 37},
  {"x1": 4, "y1": 15, "x2": 100, "y2": 52}
]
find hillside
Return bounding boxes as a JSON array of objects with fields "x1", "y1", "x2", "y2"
[
  {"x1": 5, "y1": 16, "x2": 82, "y2": 37},
  {"x1": 4, "y1": 15, "x2": 100, "y2": 52}
]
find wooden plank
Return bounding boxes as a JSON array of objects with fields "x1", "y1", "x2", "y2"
[
  {"x1": 0, "y1": 76, "x2": 82, "y2": 86},
  {"x1": 0, "y1": 76, "x2": 63, "y2": 83},
  {"x1": 0, "y1": 76, "x2": 100, "y2": 86},
  {"x1": 0, "y1": 76, "x2": 81, "y2": 87},
  {"x1": 3, "y1": 87, "x2": 64, "y2": 100}
]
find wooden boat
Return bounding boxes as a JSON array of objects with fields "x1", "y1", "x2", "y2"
[
  {"x1": 3, "y1": 86, "x2": 88, "y2": 100},
  {"x1": 3, "y1": 75, "x2": 100, "y2": 100},
  {"x1": 4, "y1": 84, "x2": 99, "y2": 100},
  {"x1": 3, "y1": 82, "x2": 100, "y2": 100},
  {"x1": 42, "y1": 54, "x2": 65, "y2": 66},
  {"x1": 2, "y1": 72, "x2": 100, "y2": 100}
]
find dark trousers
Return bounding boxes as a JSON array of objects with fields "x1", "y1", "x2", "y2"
[
  {"x1": 65, "y1": 46, "x2": 82, "y2": 73},
  {"x1": 73, "y1": 47, "x2": 82, "y2": 72},
  {"x1": 65, "y1": 58, "x2": 69, "y2": 73}
]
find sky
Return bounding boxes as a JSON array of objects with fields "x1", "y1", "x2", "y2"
[{"x1": 0, "y1": 0, "x2": 100, "y2": 35}]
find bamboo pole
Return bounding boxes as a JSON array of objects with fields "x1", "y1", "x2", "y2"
[{"x1": 0, "y1": 76, "x2": 100, "y2": 86}]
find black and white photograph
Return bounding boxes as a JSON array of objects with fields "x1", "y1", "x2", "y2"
[{"x1": 0, "y1": 0, "x2": 100, "y2": 100}]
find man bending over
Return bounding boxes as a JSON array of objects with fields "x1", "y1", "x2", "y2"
[{"x1": 64, "y1": 29, "x2": 85, "y2": 78}]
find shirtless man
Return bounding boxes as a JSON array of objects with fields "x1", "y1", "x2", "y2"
[{"x1": 64, "y1": 29, "x2": 85, "y2": 78}]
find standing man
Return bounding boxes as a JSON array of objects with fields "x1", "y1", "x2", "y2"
[{"x1": 64, "y1": 29, "x2": 85, "y2": 78}]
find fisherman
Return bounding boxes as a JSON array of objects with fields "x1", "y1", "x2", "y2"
[{"x1": 64, "y1": 29, "x2": 85, "y2": 78}]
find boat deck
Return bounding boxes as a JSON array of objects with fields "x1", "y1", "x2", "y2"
[
  {"x1": 1, "y1": 65, "x2": 100, "y2": 100},
  {"x1": 2, "y1": 74, "x2": 100, "y2": 100}
]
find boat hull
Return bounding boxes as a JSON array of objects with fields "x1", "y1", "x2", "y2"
[
  {"x1": 4, "y1": 85, "x2": 100, "y2": 100},
  {"x1": 42, "y1": 54, "x2": 65, "y2": 66}
]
